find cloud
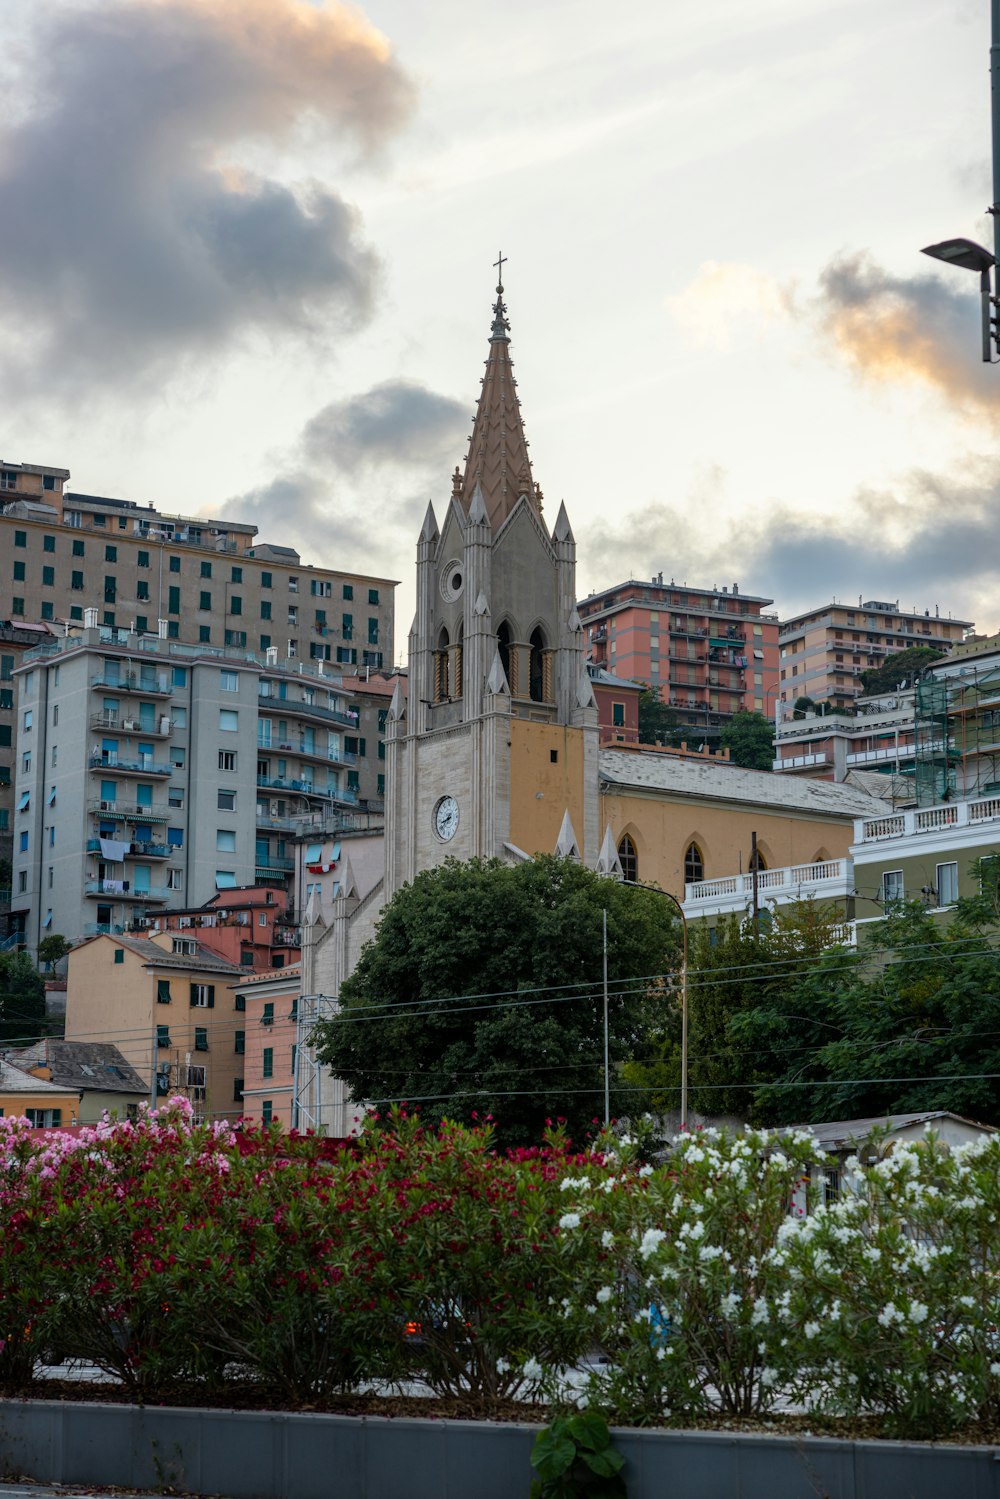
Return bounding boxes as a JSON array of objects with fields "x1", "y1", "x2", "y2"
[
  {"x1": 666, "y1": 261, "x2": 795, "y2": 348},
  {"x1": 0, "y1": 0, "x2": 414, "y2": 396},
  {"x1": 303, "y1": 380, "x2": 469, "y2": 473},
  {"x1": 220, "y1": 378, "x2": 469, "y2": 575},
  {"x1": 814, "y1": 251, "x2": 999, "y2": 419},
  {"x1": 578, "y1": 458, "x2": 1000, "y2": 630}
]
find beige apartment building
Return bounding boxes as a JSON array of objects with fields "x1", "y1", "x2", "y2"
[
  {"x1": 0, "y1": 458, "x2": 396, "y2": 670},
  {"x1": 778, "y1": 599, "x2": 972, "y2": 712},
  {"x1": 65, "y1": 931, "x2": 245, "y2": 1122}
]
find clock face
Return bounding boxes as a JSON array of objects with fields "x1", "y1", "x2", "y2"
[{"x1": 433, "y1": 795, "x2": 460, "y2": 842}]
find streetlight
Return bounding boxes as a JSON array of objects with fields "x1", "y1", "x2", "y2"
[
  {"x1": 920, "y1": 1, "x2": 1000, "y2": 361},
  {"x1": 612, "y1": 878, "x2": 690, "y2": 1132},
  {"x1": 920, "y1": 238, "x2": 996, "y2": 362}
]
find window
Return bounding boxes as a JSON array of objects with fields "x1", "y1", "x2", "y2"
[
  {"x1": 137, "y1": 548, "x2": 148, "y2": 567},
  {"x1": 229, "y1": 595, "x2": 242, "y2": 616},
  {"x1": 612, "y1": 701, "x2": 626, "y2": 727},
  {"x1": 315, "y1": 608, "x2": 327, "y2": 627},
  {"x1": 41, "y1": 601, "x2": 54, "y2": 621},
  {"x1": 105, "y1": 544, "x2": 117, "y2": 562},
  {"x1": 235, "y1": 992, "x2": 246, "y2": 1012},
  {"x1": 218, "y1": 789, "x2": 236, "y2": 811},
  {"x1": 190, "y1": 984, "x2": 216, "y2": 1008},
  {"x1": 225, "y1": 629, "x2": 247, "y2": 648},
  {"x1": 377, "y1": 772, "x2": 385, "y2": 795},
  {"x1": 262, "y1": 1100, "x2": 273, "y2": 1124},
  {"x1": 42, "y1": 566, "x2": 56, "y2": 589},
  {"x1": 219, "y1": 750, "x2": 237, "y2": 772},
  {"x1": 42, "y1": 534, "x2": 55, "y2": 553},
  {"x1": 199, "y1": 591, "x2": 211, "y2": 611},
  {"x1": 220, "y1": 670, "x2": 238, "y2": 692},
  {"x1": 72, "y1": 569, "x2": 84, "y2": 590},
  {"x1": 157, "y1": 1024, "x2": 171, "y2": 1047},
  {"x1": 200, "y1": 560, "x2": 212, "y2": 579},
  {"x1": 167, "y1": 827, "x2": 184, "y2": 848},
  {"x1": 11, "y1": 598, "x2": 23, "y2": 616},
  {"x1": 14, "y1": 530, "x2": 25, "y2": 548},
  {"x1": 288, "y1": 606, "x2": 298, "y2": 625},
  {"x1": 261, "y1": 571, "x2": 272, "y2": 588},
  {"x1": 288, "y1": 576, "x2": 298, "y2": 593},
  {"x1": 618, "y1": 834, "x2": 638, "y2": 882},
  {"x1": 12, "y1": 561, "x2": 24, "y2": 582},
  {"x1": 169, "y1": 746, "x2": 185, "y2": 768},
  {"x1": 311, "y1": 579, "x2": 331, "y2": 597},
  {"x1": 19, "y1": 831, "x2": 28, "y2": 852},
  {"x1": 219, "y1": 709, "x2": 238, "y2": 732},
  {"x1": 263, "y1": 1048, "x2": 274, "y2": 1079},
  {"x1": 231, "y1": 566, "x2": 243, "y2": 584},
  {"x1": 166, "y1": 869, "x2": 183, "y2": 890},
  {"x1": 169, "y1": 555, "x2": 180, "y2": 573},
  {"x1": 260, "y1": 600, "x2": 272, "y2": 620},
  {"x1": 235, "y1": 1030, "x2": 246, "y2": 1054},
  {"x1": 368, "y1": 588, "x2": 379, "y2": 605},
  {"x1": 262, "y1": 1001, "x2": 274, "y2": 1026},
  {"x1": 936, "y1": 862, "x2": 959, "y2": 907},
  {"x1": 216, "y1": 828, "x2": 236, "y2": 852},
  {"x1": 368, "y1": 618, "x2": 379, "y2": 645},
  {"x1": 684, "y1": 842, "x2": 704, "y2": 884},
  {"x1": 343, "y1": 583, "x2": 353, "y2": 600},
  {"x1": 216, "y1": 870, "x2": 237, "y2": 889},
  {"x1": 156, "y1": 978, "x2": 170, "y2": 1003},
  {"x1": 23, "y1": 710, "x2": 32, "y2": 733},
  {"x1": 194, "y1": 1027, "x2": 208, "y2": 1052},
  {"x1": 172, "y1": 666, "x2": 187, "y2": 687},
  {"x1": 198, "y1": 625, "x2": 210, "y2": 643},
  {"x1": 882, "y1": 869, "x2": 904, "y2": 905},
  {"x1": 342, "y1": 613, "x2": 353, "y2": 639},
  {"x1": 168, "y1": 586, "x2": 180, "y2": 614}
]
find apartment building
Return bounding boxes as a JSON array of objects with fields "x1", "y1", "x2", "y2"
[
  {"x1": 0, "y1": 459, "x2": 396, "y2": 669},
  {"x1": 150, "y1": 887, "x2": 300, "y2": 973},
  {"x1": 10, "y1": 626, "x2": 389, "y2": 954},
  {"x1": 65, "y1": 931, "x2": 245, "y2": 1122},
  {"x1": 579, "y1": 575, "x2": 779, "y2": 743},
  {"x1": 0, "y1": 622, "x2": 62, "y2": 921},
  {"x1": 773, "y1": 691, "x2": 917, "y2": 782},
  {"x1": 778, "y1": 599, "x2": 971, "y2": 712},
  {"x1": 236, "y1": 964, "x2": 300, "y2": 1128}
]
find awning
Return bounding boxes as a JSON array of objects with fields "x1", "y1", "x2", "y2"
[
  {"x1": 18, "y1": 791, "x2": 29, "y2": 810},
  {"x1": 47, "y1": 787, "x2": 56, "y2": 806}
]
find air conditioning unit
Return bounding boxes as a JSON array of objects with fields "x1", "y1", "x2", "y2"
[
  {"x1": 122, "y1": 719, "x2": 138, "y2": 731},
  {"x1": 100, "y1": 799, "x2": 116, "y2": 812},
  {"x1": 185, "y1": 1065, "x2": 206, "y2": 1088}
]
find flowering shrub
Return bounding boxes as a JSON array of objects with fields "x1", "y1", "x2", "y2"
[{"x1": 4, "y1": 1104, "x2": 1000, "y2": 1437}]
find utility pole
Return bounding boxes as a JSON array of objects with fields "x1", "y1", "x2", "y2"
[
  {"x1": 751, "y1": 829, "x2": 760, "y2": 936},
  {"x1": 602, "y1": 908, "x2": 609, "y2": 1127}
]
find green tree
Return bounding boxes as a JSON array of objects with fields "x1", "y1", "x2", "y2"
[
  {"x1": 636, "y1": 684, "x2": 682, "y2": 747},
  {"x1": 719, "y1": 710, "x2": 774, "y2": 770},
  {"x1": 858, "y1": 645, "x2": 945, "y2": 697},
  {"x1": 0, "y1": 950, "x2": 47, "y2": 1045},
  {"x1": 311, "y1": 855, "x2": 681, "y2": 1147},
  {"x1": 37, "y1": 934, "x2": 72, "y2": 974}
]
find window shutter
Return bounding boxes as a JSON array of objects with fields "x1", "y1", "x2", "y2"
[
  {"x1": 157, "y1": 979, "x2": 171, "y2": 1004},
  {"x1": 207, "y1": 985, "x2": 215, "y2": 1009},
  {"x1": 189, "y1": 983, "x2": 198, "y2": 1007}
]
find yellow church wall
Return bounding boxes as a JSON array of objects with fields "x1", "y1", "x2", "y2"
[
  {"x1": 509, "y1": 718, "x2": 589, "y2": 858},
  {"x1": 600, "y1": 788, "x2": 852, "y2": 901}
]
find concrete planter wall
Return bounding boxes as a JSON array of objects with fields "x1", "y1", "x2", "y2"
[{"x1": 1, "y1": 1398, "x2": 998, "y2": 1499}]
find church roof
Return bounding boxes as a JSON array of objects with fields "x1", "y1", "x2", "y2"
[
  {"x1": 599, "y1": 749, "x2": 895, "y2": 820},
  {"x1": 456, "y1": 269, "x2": 540, "y2": 531}
]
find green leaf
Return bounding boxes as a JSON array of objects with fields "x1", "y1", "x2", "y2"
[
  {"x1": 567, "y1": 1412, "x2": 611, "y2": 1452},
  {"x1": 531, "y1": 1428, "x2": 577, "y2": 1481},
  {"x1": 580, "y1": 1447, "x2": 625, "y2": 1478}
]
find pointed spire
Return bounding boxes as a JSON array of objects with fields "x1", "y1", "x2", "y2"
[
  {"x1": 474, "y1": 590, "x2": 490, "y2": 617},
  {"x1": 388, "y1": 677, "x2": 406, "y2": 721},
  {"x1": 338, "y1": 850, "x2": 358, "y2": 900},
  {"x1": 467, "y1": 479, "x2": 488, "y2": 526},
  {"x1": 596, "y1": 826, "x2": 624, "y2": 880},
  {"x1": 567, "y1": 607, "x2": 583, "y2": 633},
  {"x1": 419, "y1": 500, "x2": 439, "y2": 544},
  {"x1": 552, "y1": 500, "x2": 574, "y2": 544},
  {"x1": 455, "y1": 264, "x2": 538, "y2": 531},
  {"x1": 554, "y1": 810, "x2": 581, "y2": 861},
  {"x1": 304, "y1": 886, "x2": 326, "y2": 928},
  {"x1": 486, "y1": 644, "x2": 510, "y2": 696},
  {"x1": 576, "y1": 668, "x2": 597, "y2": 709}
]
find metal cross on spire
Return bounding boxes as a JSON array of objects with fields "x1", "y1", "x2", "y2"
[{"x1": 493, "y1": 250, "x2": 507, "y2": 291}]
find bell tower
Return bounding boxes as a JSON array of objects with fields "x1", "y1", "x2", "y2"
[{"x1": 383, "y1": 264, "x2": 600, "y2": 896}]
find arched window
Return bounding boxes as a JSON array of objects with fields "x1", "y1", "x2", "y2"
[
  {"x1": 497, "y1": 620, "x2": 518, "y2": 694},
  {"x1": 529, "y1": 626, "x2": 546, "y2": 702},
  {"x1": 434, "y1": 627, "x2": 450, "y2": 701},
  {"x1": 618, "y1": 834, "x2": 638, "y2": 883},
  {"x1": 684, "y1": 842, "x2": 704, "y2": 885},
  {"x1": 748, "y1": 847, "x2": 767, "y2": 872}
]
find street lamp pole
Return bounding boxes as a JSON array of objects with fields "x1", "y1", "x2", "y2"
[{"x1": 617, "y1": 879, "x2": 690, "y2": 1131}]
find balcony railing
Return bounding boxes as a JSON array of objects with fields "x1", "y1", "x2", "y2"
[
  {"x1": 86, "y1": 879, "x2": 169, "y2": 901},
  {"x1": 90, "y1": 672, "x2": 172, "y2": 697},
  {"x1": 88, "y1": 755, "x2": 172, "y2": 777},
  {"x1": 685, "y1": 859, "x2": 852, "y2": 911},
  {"x1": 88, "y1": 799, "x2": 170, "y2": 822},
  {"x1": 257, "y1": 738, "x2": 356, "y2": 765},
  {"x1": 857, "y1": 795, "x2": 1000, "y2": 844},
  {"x1": 90, "y1": 710, "x2": 172, "y2": 737},
  {"x1": 86, "y1": 838, "x2": 171, "y2": 859}
]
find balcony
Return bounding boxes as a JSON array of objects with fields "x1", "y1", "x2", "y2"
[
  {"x1": 255, "y1": 859, "x2": 294, "y2": 880},
  {"x1": 88, "y1": 799, "x2": 170, "y2": 822},
  {"x1": 257, "y1": 738, "x2": 356, "y2": 765},
  {"x1": 86, "y1": 837, "x2": 171, "y2": 859},
  {"x1": 85, "y1": 879, "x2": 168, "y2": 901},
  {"x1": 83, "y1": 922, "x2": 126, "y2": 937},
  {"x1": 90, "y1": 710, "x2": 172, "y2": 738},
  {"x1": 88, "y1": 754, "x2": 172, "y2": 777},
  {"x1": 258, "y1": 695, "x2": 357, "y2": 730},
  {"x1": 90, "y1": 672, "x2": 172, "y2": 698},
  {"x1": 684, "y1": 858, "x2": 853, "y2": 921},
  {"x1": 856, "y1": 796, "x2": 1000, "y2": 846}
]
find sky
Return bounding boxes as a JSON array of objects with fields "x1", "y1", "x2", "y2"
[{"x1": 1, "y1": 0, "x2": 997, "y2": 652}]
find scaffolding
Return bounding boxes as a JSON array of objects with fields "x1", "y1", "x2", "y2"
[{"x1": 913, "y1": 665, "x2": 1000, "y2": 806}]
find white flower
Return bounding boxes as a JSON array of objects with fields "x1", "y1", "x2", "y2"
[
  {"x1": 877, "y1": 1302, "x2": 901, "y2": 1328},
  {"x1": 760, "y1": 1367, "x2": 777, "y2": 1388},
  {"x1": 804, "y1": 1321, "x2": 820, "y2": 1340},
  {"x1": 522, "y1": 1357, "x2": 543, "y2": 1381},
  {"x1": 559, "y1": 1212, "x2": 582, "y2": 1231},
  {"x1": 638, "y1": 1164, "x2": 654, "y2": 1178},
  {"x1": 719, "y1": 1292, "x2": 740, "y2": 1320},
  {"x1": 751, "y1": 1298, "x2": 769, "y2": 1326},
  {"x1": 990, "y1": 1362, "x2": 1000, "y2": 1377},
  {"x1": 909, "y1": 1302, "x2": 929, "y2": 1325},
  {"x1": 640, "y1": 1228, "x2": 667, "y2": 1260},
  {"x1": 596, "y1": 1285, "x2": 614, "y2": 1304},
  {"x1": 496, "y1": 1358, "x2": 510, "y2": 1374},
  {"x1": 601, "y1": 1230, "x2": 615, "y2": 1249}
]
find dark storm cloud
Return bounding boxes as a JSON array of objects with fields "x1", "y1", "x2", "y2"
[
  {"x1": 815, "y1": 251, "x2": 1000, "y2": 418},
  {"x1": 303, "y1": 381, "x2": 469, "y2": 472},
  {"x1": 221, "y1": 378, "x2": 468, "y2": 573},
  {"x1": 0, "y1": 0, "x2": 414, "y2": 395}
]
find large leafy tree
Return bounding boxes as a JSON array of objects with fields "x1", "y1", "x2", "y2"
[
  {"x1": 312, "y1": 855, "x2": 681, "y2": 1147},
  {"x1": 0, "y1": 950, "x2": 47, "y2": 1045},
  {"x1": 858, "y1": 645, "x2": 945, "y2": 697},
  {"x1": 719, "y1": 710, "x2": 774, "y2": 770},
  {"x1": 636, "y1": 685, "x2": 682, "y2": 747}
]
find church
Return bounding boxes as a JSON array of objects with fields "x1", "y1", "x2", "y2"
[{"x1": 295, "y1": 273, "x2": 891, "y2": 1136}]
